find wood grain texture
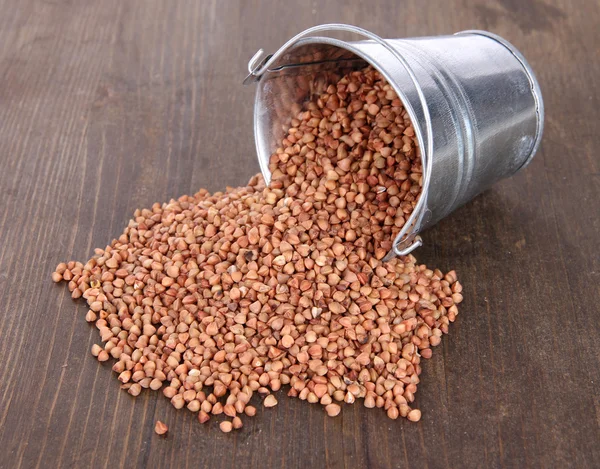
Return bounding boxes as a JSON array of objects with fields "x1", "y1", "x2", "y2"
[{"x1": 0, "y1": 0, "x2": 598, "y2": 468}]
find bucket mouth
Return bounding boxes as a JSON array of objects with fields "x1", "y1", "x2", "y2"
[
  {"x1": 254, "y1": 38, "x2": 428, "y2": 181},
  {"x1": 246, "y1": 25, "x2": 434, "y2": 259}
]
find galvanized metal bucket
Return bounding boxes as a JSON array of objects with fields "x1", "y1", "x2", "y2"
[{"x1": 244, "y1": 24, "x2": 544, "y2": 260}]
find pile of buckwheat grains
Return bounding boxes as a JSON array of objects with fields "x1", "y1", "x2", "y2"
[{"x1": 52, "y1": 65, "x2": 462, "y2": 432}]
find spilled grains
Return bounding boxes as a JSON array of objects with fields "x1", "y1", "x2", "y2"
[{"x1": 53, "y1": 66, "x2": 462, "y2": 433}]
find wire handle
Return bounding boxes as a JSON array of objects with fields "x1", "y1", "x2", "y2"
[{"x1": 244, "y1": 24, "x2": 433, "y2": 260}]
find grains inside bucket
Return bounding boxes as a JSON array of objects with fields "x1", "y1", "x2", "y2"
[
  {"x1": 267, "y1": 65, "x2": 423, "y2": 258},
  {"x1": 53, "y1": 65, "x2": 462, "y2": 433}
]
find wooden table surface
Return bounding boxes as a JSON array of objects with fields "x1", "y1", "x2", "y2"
[{"x1": 1, "y1": 1, "x2": 598, "y2": 468}]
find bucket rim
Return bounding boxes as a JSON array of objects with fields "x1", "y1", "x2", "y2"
[{"x1": 245, "y1": 24, "x2": 434, "y2": 259}]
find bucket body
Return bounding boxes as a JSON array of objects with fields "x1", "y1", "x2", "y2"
[{"x1": 245, "y1": 25, "x2": 544, "y2": 257}]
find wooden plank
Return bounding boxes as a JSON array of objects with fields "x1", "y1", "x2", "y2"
[{"x1": 0, "y1": 0, "x2": 598, "y2": 468}]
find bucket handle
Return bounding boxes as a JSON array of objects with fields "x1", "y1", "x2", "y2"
[{"x1": 244, "y1": 24, "x2": 433, "y2": 261}]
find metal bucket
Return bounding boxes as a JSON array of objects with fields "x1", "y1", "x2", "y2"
[{"x1": 244, "y1": 24, "x2": 544, "y2": 259}]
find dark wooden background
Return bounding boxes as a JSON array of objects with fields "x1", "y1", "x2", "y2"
[{"x1": 0, "y1": 0, "x2": 598, "y2": 468}]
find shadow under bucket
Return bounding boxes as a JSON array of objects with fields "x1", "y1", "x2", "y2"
[{"x1": 244, "y1": 24, "x2": 544, "y2": 260}]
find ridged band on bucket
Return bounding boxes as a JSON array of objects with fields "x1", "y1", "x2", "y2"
[{"x1": 244, "y1": 24, "x2": 544, "y2": 260}]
